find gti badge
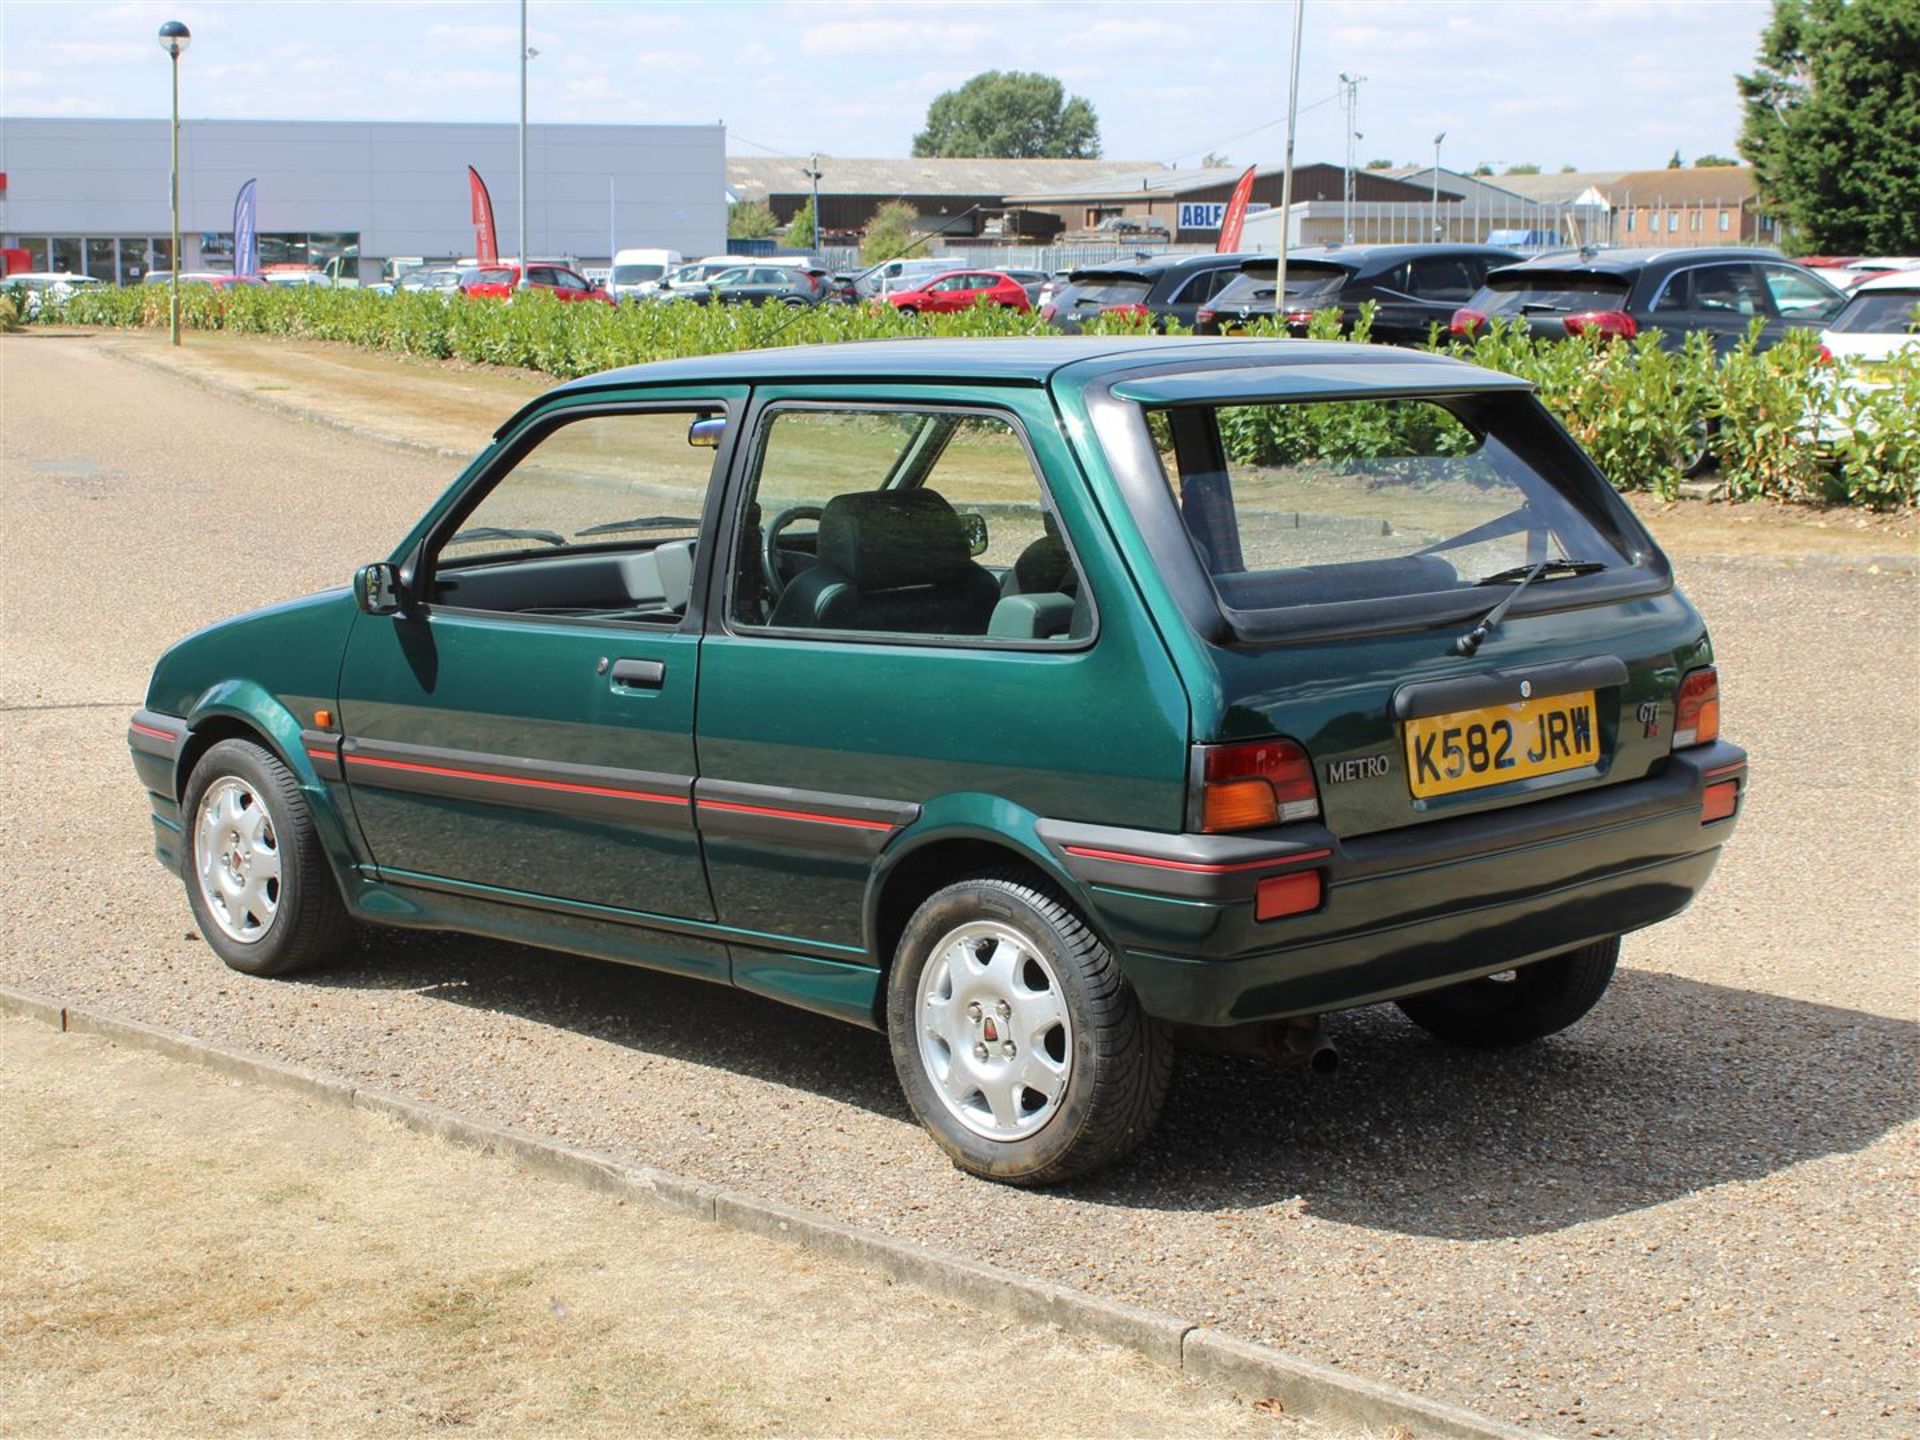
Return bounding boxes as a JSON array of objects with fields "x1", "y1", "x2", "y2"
[
  {"x1": 1326, "y1": 754, "x2": 1391, "y2": 783},
  {"x1": 1637, "y1": 699, "x2": 1661, "y2": 738}
]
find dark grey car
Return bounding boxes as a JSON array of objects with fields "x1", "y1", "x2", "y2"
[
  {"x1": 1456, "y1": 247, "x2": 1846, "y2": 352},
  {"x1": 1043, "y1": 253, "x2": 1256, "y2": 333},
  {"x1": 1195, "y1": 244, "x2": 1522, "y2": 346}
]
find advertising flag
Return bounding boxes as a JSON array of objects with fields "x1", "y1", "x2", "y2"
[
  {"x1": 231, "y1": 177, "x2": 259, "y2": 276},
  {"x1": 468, "y1": 166, "x2": 499, "y2": 264},
  {"x1": 1216, "y1": 166, "x2": 1259, "y2": 253}
]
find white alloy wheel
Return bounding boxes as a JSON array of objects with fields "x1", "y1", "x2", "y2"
[
  {"x1": 194, "y1": 776, "x2": 281, "y2": 943},
  {"x1": 915, "y1": 919, "x2": 1073, "y2": 1141}
]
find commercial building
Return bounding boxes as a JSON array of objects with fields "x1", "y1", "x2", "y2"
[{"x1": 0, "y1": 117, "x2": 726, "y2": 282}]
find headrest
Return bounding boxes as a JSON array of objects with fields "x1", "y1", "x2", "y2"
[
  {"x1": 818, "y1": 489, "x2": 974, "y2": 592},
  {"x1": 1013, "y1": 531, "x2": 1074, "y2": 595}
]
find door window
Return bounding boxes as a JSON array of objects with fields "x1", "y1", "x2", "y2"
[
  {"x1": 732, "y1": 407, "x2": 1088, "y2": 644},
  {"x1": 1654, "y1": 264, "x2": 1768, "y2": 316},
  {"x1": 1173, "y1": 268, "x2": 1233, "y2": 304},
  {"x1": 430, "y1": 409, "x2": 723, "y2": 624},
  {"x1": 1760, "y1": 265, "x2": 1842, "y2": 317},
  {"x1": 1405, "y1": 256, "x2": 1479, "y2": 302}
]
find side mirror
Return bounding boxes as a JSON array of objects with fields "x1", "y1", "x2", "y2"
[
  {"x1": 353, "y1": 561, "x2": 406, "y2": 616},
  {"x1": 959, "y1": 512, "x2": 990, "y2": 557},
  {"x1": 688, "y1": 416, "x2": 726, "y2": 448}
]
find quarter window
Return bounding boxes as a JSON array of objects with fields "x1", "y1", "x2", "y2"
[
  {"x1": 732, "y1": 408, "x2": 1087, "y2": 644},
  {"x1": 1760, "y1": 266, "x2": 1842, "y2": 317}
]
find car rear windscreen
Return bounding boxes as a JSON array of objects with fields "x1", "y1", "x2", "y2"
[
  {"x1": 611, "y1": 264, "x2": 665, "y2": 284},
  {"x1": 1214, "y1": 265, "x2": 1347, "y2": 310},
  {"x1": 463, "y1": 268, "x2": 514, "y2": 286},
  {"x1": 1473, "y1": 269, "x2": 1632, "y2": 316},
  {"x1": 1070, "y1": 275, "x2": 1154, "y2": 306},
  {"x1": 1150, "y1": 397, "x2": 1625, "y2": 611},
  {"x1": 1828, "y1": 290, "x2": 1920, "y2": 335}
]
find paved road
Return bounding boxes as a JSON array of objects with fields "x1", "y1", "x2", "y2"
[{"x1": 3, "y1": 332, "x2": 1915, "y2": 1439}]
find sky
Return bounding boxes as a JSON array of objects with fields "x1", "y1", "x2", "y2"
[{"x1": 2, "y1": 0, "x2": 1774, "y2": 173}]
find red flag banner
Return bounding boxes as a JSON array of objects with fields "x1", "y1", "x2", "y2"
[
  {"x1": 468, "y1": 166, "x2": 499, "y2": 264},
  {"x1": 1217, "y1": 165, "x2": 1259, "y2": 254}
]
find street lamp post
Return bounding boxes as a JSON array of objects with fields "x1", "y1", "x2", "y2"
[
  {"x1": 158, "y1": 20, "x2": 191, "y2": 346},
  {"x1": 518, "y1": 0, "x2": 530, "y2": 288},
  {"x1": 1432, "y1": 132, "x2": 1446, "y2": 240},
  {"x1": 802, "y1": 154, "x2": 823, "y2": 255}
]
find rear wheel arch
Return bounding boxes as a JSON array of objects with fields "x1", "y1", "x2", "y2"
[{"x1": 865, "y1": 828, "x2": 1102, "y2": 1026}]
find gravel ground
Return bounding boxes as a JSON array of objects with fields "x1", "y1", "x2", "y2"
[{"x1": 3, "y1": 331, "x2": 1915, "y2": 1439}]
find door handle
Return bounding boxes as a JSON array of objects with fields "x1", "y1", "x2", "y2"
[{"x1": 609, "y1": 658, "x2": 666, "y2": 689}]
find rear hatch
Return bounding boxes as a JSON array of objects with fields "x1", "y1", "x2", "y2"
[
  {"x1": 1201, "y1": 260, "x2": 1350, "y2": 331},
  {"x1": 1461, "y1": 266, "x2": 1636, "y2": 339},
  {"x1": 1113, "y1": 373, "x2": 1700, "y2": 839},
  {"x1": 1057, "y1": 270, "x2": 1157, "y2": 328}
]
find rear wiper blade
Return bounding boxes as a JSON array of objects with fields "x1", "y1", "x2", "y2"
[
  {"x1": 1453, "y1": 559, "x2": 1606, "y2": 656},
  {"x1": 450, "y1": 525, "x2": 567, "y2": 548},
  {"x1": 575, "y1": 515, "x2": 703, "y2": 537},
  {"x1": 1519, "y1": 301, "x2": 1567, "y2": 314}
]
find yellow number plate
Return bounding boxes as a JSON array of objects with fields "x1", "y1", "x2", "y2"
[{"x1": 1403, "y1": 691, "x2": 1599, "y2": 799}]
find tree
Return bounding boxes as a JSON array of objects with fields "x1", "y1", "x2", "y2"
[
  {"x1": 912, "y1": 71, "x2": 1100, "y2": 159},
  {"x1": 727, "y1": 201, "x2": 777, "y2": 240},
  {"x1": 861, "y1": 200, "x2": 920, "y2": 264},
  {"x1": 1693, "y1": 153, "x2": 1740, "y2": 167},
  {"x1": 786, "y1": 198, "x2": 817, "y2": 250},
  {"x1": 1201, "y1": 151, "x2": 1231, "y2": 168},
  {"x1": 1560, "y1": 163, "x2": 1578, "y2": 172},
  {"x1": 1472, "y1": 163, "x2": 1495, "y2": 176},
  {"x1": 1668, "y1": 149, "x2": 1685, "y2": 168},
  {"x1": 1365, "y1": 157, "x2": 1394, "y2": 170},
  {"x1": 1504, "y1": 163, "x2": 1541, "y2": 175},
  {"x1": 1739, "y1": 0, "x2": 1920, "y2": 251}
]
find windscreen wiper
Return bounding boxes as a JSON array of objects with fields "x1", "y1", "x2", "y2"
[
  {"x1": 575, "y1": 515, "x2": 703, "y2": 537},
  {"x1": 449, "y1": 525, "x2": 567, "y2": 548},
  {"x1": 1452, "y1": 559, "x2": 1606, "y2": 656}
]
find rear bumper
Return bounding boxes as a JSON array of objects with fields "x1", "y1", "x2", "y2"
[{"x1": 1040, "y1": 741, "x2": 1747, "y2": 1027}]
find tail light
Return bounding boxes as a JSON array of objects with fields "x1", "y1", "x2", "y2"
[
  {"x1": 1282, "y1": 308, "x2": 1316, "y2": 328},
  {"x1": 1563, "y1": 309, "x2": 1638, "y2": 339},
  {"x1": 1196, "y1": 306, "x2": 1217, "y2": 324},
  {"x1": 1450, "y1": 306, "x2": 1486, "y2": 336},
  {"x1": 1817, "y1": 343, "x2": 1833, "y2": 364},
  {"x1": 1192, "y1": 738, "x2": 1320, "y2": 832},
  {"x1": 1673, "y1": 667, "x2": 1720, "y2": 748},
  {"x1": 1039, "y1": 303, "x2": 1056, "y2": 322}
]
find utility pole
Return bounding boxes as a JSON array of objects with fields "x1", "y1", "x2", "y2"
[
  {"x1": 1338, "y1": 72, "x2": 1365, "y2": 244},
  {"x1": 1432, "y1": 132, "x2": 1446, "y2": 240},
  {"x1": 803, "y1": 153, "x2": 823, "y2": 255},
  {"x1": 517, "y1": 0, "x2": 529, "y2": 286},
  {"x1": 158, "y1": 20, "x2": 191, "y2": 345},
  {"x1": 1276, "y1": 0, "x2": 1304, "y2": 305}
]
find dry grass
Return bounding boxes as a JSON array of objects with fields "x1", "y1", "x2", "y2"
[{"x1": 0, "y1": 1020, "x2": 1383, "y2": 1439}]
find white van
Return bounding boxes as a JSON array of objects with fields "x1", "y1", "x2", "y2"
[{"x1": 608, "y1": 248, "x2": 684, "y2": 303}]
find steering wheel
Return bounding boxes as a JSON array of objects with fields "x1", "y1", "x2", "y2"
[{"x1": 761, "y1": 504, "x2": 825, "y2": 604}]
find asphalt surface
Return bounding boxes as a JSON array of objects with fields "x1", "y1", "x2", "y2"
[{"x1": 3, "y1": 331, "x2": 1915, "y2": 1439}]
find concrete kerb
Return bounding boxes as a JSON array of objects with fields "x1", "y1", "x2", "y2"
[{"x1": 0, "y1": 984, "x2": 1551, "y2": 1440}]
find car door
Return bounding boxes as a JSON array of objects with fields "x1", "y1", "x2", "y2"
[
  {"x1": 1381, "y1": 255, "x2": 1484, "y2": 345},
  {"x1": 334, "y1": 393, "x2": 744, "y2": 951},
  {"x1": 1756, "y1": 263, "x2": 1846, "y2": 345},
  {"x1": 692, "y1": 388, "x2": 1188, "y2": 1014},
  {"x1": 1648, "y1": 262, "x2": 1771, "y2": 353},
  {"x1": 1162, "y1": 265, "x2": 1234, "y2": 329}
]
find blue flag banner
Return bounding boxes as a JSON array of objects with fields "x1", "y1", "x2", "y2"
[{"x1": 232, "y1": 178, "x2": 259, "y2": 277}]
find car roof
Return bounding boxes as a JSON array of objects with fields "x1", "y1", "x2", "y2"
[
  {"x1": 1238, "y1": 242, "x2": 1522, "y2": 276},
  {"x1": 1850, "y1": 268, "x2": 1920, "y2": 294},
  {"x1": 1491, "y1": 246, "x2": 1790, "y2": 276},
  {"x1": 504, "y1": 337, "x2": 1522, "y2": 435},
  {"x1": 1069, "y1": 251, "x2": 1260, "y2": 279}
]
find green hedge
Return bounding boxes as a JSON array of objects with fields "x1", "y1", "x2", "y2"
[{"x1": 38, "y1": 285, "x2": 1918, "y2": 509}]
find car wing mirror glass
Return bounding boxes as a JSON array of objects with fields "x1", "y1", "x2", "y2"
[
  {"x1": 959, "y1": 512, "x2": 989, "y2": 557},
  {"x1": 353, "y1": 561, "x2": 406, "y2": 615},
  {"x1": 688, "y1": 416, "x2": 726, "y2": 449}
]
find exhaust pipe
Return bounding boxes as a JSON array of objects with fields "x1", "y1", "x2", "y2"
[{"x1": 1169, "y1": 1016, "x2": 1339, "y2": 1073}]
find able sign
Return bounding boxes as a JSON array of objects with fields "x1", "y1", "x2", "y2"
[{"x1": 1177, "y1": 201, "x2": 1271, "y2": 232}]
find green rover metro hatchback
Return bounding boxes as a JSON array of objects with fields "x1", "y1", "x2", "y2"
[{"x1": 129, "y1": 338, "x2": 1746, "y2": 1184}]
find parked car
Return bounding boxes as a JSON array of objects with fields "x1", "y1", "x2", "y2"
[
  {"x1": 1452, "y1": 247, "x2": 1846, "y2": 351},
  {"x1": 1044, "y1": 253, "x2": 1256, "y2": 332},
  {"x1": 1032, "y1": 270, "x2": 1073, "y2": 312},
  {"x1": 1093, "y1": 216, "x2": 1169, "y2": 238},
  {"x1": 262, "y1": 268, "x2": 333, "y2": 289},
  {"x1": 178, "y1": 272, "x2": 269, "y2": 290},
  {"x1": 660, "y1": 255, "x2": 814, "y2": 297},
  {"x1": 608, "y1": 247, "x2": 684, "y2": 304},
  {"x1": 853, "y1": 257, "x2": 952, "y2": 301},
  {"x1": 128, "y1": 336, "x2": 1746, "y2": 1185},
  {"x1": 459, "y1": 263, "x2": 616, "y2": 305},
  {"x1": 2, "y1": 272, "x2": 101, "y2": 315},
  {"x1": 886, "y1": 269, "x2": 1033, "y2": 315},
  {"x1": 1195, "y1": 244, "x2": 1522, "y2": 346},
  {"x1": 680, "y1": 264, "x2": 828, "y2": 306},
  {"x1": 394, "y1": 266, "x2": 463, "y2": 295}
]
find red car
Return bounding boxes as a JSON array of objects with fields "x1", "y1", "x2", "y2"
[
  {"x1": 887, "y1": 270, "x2": 1032, "y2": 316},
  {"x1": 459, "y1": 262, "x2": 615, "y2": 305}
]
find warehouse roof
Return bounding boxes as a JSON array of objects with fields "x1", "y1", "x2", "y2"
[{"x1": 726, "y1": 155, "x2": 1160, "y2": 202}]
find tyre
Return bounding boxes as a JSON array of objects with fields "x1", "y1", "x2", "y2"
[
  {"x1": 182, "y1": 738, "x2": 353, "y2": 978},
  {"x1": 1680, "y1": 416, "x2": 1718, "y2": 478},
  {"x1": 886, "y1": 873, "x2": 1171, "y2": 1185},
  {"x1": 895, "y1": 305, "x2": 917, "y2": 317},
  {"x1": 1395, "y1": 937, "x2": 1620, "y2": 1048}
]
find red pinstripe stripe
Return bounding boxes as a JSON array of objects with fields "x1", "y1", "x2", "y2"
[
  {"x1": 1703, "y1": 762, "x2": 1746, "y2": 779},
  {"x1": 697, "y1": 798, "x2": 896, "y2": 832},
  {"x1": 1063, "y1": 844, "x2": 1332, "y2": 875},
  {"x1": 344, "y1": 752, "x2": 689, "y2": 807},
  {"x1": 129, "y1": 722, "x2": 177, "y2": 743}
]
